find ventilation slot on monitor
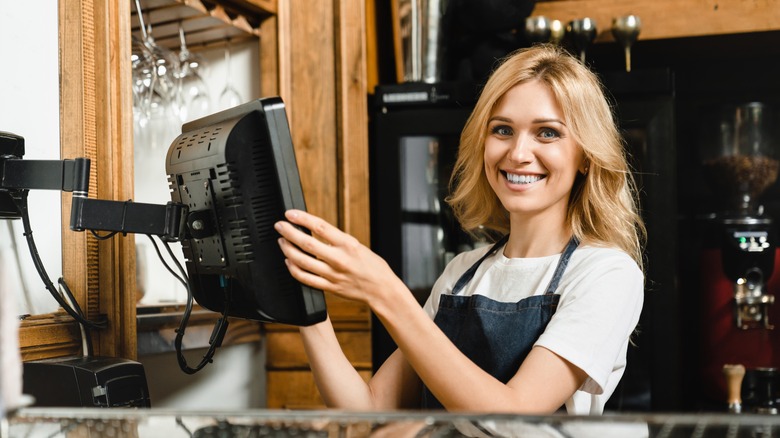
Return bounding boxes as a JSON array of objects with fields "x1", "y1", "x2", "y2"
[{"x1": 247, "y1": 139, "x2": 283, "y2": 243}]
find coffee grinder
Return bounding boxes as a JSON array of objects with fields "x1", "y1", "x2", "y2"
[{"x1": 698, "y1": 102, "x2": 780, "y2": 412}]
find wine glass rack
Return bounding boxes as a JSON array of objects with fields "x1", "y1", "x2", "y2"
[{"x1": 131, "y1": 0, "x2": 276, "y2": 51}]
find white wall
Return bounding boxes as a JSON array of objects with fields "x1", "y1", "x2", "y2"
[{"x1": 0, "y1": 1, "x2": 61, "y2": 315}]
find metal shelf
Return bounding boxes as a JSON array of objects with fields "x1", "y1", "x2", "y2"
[{"x1": 131, "y1": 0, "x2": 276, "y2": 51}]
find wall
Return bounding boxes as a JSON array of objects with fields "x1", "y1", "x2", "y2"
[{"x1": 0, "y1": 0, "x2": 61, "y2": 316}]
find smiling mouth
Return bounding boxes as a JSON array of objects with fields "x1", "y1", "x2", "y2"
[{"x1": 503, "y1": 171, "x2": 545, "y2": 185}]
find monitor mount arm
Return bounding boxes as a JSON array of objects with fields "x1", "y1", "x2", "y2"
[
  {"x1": 3, "y1": 131, "x2": 226, "y2": 373},
  {"x1": 0, "y1": 131, "x2": 187, "y2": 240},
  {"x1": 1, "y1": 130, "x2": 188, "y2": 333}
]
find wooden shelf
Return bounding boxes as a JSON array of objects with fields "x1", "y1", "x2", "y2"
[
  {"x1": 532, "y1": 0, "x2": 780, "y2": 43},
  {"x1": 131, "y1": 0, "x2": 276, "y2": 50}
]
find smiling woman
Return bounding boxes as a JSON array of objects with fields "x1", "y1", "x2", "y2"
[
  {"x1": 483, "y1": 79, "x2": 586, "y2": 249},
  {"x1": 273, "y1": 45, "x2": 646, "y2": 416}
]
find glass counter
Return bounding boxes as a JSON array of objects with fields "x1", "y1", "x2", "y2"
[{"x1": 5, "y1": 408, "x2": 780, "y2": 438}]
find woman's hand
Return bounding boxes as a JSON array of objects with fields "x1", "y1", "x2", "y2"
[{"x1": 274, "y1": 209, "x2": 403, "y2": 306}]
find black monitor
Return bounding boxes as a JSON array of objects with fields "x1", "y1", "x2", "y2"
[{"x1": 165, "y1": 97, "x2": 327, "y2": 326}]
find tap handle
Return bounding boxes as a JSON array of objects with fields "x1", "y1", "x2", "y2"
[{"x1": 723, "y1": 363, "x2": 746, "y2": 413}]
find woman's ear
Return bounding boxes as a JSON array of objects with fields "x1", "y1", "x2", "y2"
[{"x1": 579, "y1": 160, "x2": 589, "y2": 175}]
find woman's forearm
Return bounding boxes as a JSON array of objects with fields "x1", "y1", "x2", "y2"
[{"x1": 299, "y1": 316, "x2": 376, "y2": 409}]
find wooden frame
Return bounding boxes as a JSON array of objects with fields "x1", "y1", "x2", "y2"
[
  {"x1": 262, "y1": 0, "x2": 372, "y2": 409},
  {"x1": 20, "y1": 0, "x2": 136, "y2": 361}
]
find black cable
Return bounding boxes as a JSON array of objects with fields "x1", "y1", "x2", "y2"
[
  {"x1": 146, "y1": 235, "x2": 187, "y2": 287},
  {"x1": 58, "y1": 278, "x2": 94, "y2": 356},
  {"x1": 90, "y1": 229, "x2": 119, "y2": 240},
  {"x1": 148, "y1": 236, "x2": 230, "y2": 374},
  {"x1": 14, "y1": 189, "x2": 107, "y2": 330}
]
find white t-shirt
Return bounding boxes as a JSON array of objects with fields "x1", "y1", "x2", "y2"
[{"x1": 422, "y1": 242, "x2": 644, "y2": 415}]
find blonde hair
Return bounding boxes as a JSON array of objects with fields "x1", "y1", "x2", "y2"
[{"x1": 447, "y1": 44, "x2": 646, "y2": 268}]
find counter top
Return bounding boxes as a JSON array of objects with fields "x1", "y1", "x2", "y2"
[{"x1": 6, "y1": 408, "x2": 780, "y2": 437}]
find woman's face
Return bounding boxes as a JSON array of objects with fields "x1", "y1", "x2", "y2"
[{"x1": 483, "y1": 79, "x2": 585, "y2": 222}]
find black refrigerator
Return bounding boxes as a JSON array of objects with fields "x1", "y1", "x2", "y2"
[{"x1": 369, "y1": 82, "x2": 477, "y2": 370}]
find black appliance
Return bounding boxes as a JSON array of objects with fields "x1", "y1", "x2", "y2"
[
  {"x1": 22, "y1": 356, "x2": 151, "y2": 408},
  {"x1": 694, "y1": 102, "x2": 780, "y2": 413},
  {"x1": 369, "y1": 82, "x2": 477, "y2": 370}
]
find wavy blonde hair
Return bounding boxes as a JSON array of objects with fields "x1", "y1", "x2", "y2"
[{"x1": 447, "y1": 44, "x2": 646, "y2": 268}]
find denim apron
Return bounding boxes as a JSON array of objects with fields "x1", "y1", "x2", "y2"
[{"x1": 421, "y1": 235, "x2": 580, "y2": 409}]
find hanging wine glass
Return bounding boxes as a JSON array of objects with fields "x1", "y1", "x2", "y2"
[
  {"x1": 176, "y1": 24, "x2": 211, "y2": 122},
  {"x1": 137, "y1": 1, "x2": 179, "y2": 98},
  {"x1": 218, "y1": 39, "x2": 243, "y2": 111},
  {"x1": 145, "y1": 22, "x2": 180, "y2": 120},
  {"x1": 133, "y1": 0, "x2": 180, "y2": 148},
  {"x1": 524, "y1": 16, "x2": 552, "y2": 45},
  {"x1": 131, "y1": 35, "x2": 155, "y2": 127}
]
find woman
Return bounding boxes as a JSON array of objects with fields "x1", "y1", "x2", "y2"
[{"x1": 274, "y1": 44, "x2": 645, "y2": 415}]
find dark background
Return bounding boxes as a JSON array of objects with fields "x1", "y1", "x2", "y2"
[{"x1": 369, "y1": 0, "x2": 780, "y2": 412}]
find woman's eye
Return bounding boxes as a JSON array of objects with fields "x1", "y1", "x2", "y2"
[
  {"x1": 538, "y1": 128, "x2": 560, "y2": 140},
  {"x1": 490, "y1": 125, "x2": 513, "y2": 137}
]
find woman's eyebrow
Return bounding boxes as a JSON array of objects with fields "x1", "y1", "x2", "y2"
[
  {"x1": 533, "y1": 118, "x2": 566, "y2": 126},
  {"x1": 488, "y1": 115, "x2": 567, "y2": 126},
  {"x1": 488, "y1": 115, "x2": 513, "y2": 123}
]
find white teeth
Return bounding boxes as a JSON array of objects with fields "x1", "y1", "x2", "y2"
[{"x1": 505, "y1": 172, "x2": 543, "y2": 184}]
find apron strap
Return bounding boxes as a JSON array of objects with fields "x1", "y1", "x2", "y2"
[
  {"x1": 451, "y1": 235, "x2": 509, "y2": 295},
  {"x1": 451, "y1": 235, "x2": 580, "y2": 296},
  {"x1": 543, "y1": 236, "x2": 580, "y2": 294}
]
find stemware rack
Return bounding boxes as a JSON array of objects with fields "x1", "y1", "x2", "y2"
[{"x1": 131, "y1": 0, "x2": 276, "y2": 51}]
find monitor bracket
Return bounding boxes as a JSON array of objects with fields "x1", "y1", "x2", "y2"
[{"x1": 0, "y1": 131, "x2": 187, "y2": 240}]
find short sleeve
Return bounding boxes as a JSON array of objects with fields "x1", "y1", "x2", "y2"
[{"x1": 534, "y1": 249, "x2": 644, "y2": 394}]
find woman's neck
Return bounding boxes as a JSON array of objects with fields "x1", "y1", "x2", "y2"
[{"x1": 504, "y1": 211, "x2": 571, "y2": 258}]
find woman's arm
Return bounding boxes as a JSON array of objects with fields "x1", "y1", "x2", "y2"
[
  {"x1": 275, "y1": 210, "x2": 587, "y2": 413},
  {"x1": 373, "y1": 281, "x2": 587, "y2": 413},
  {"x1": 298, "y1": 317, "x2": 421, "y2": 410}
]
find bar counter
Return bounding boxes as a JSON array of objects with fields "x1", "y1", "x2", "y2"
[{"x1": 5, "y1": 407, "x2": 780, "y2": 437}]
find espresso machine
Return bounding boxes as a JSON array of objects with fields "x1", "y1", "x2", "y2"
[{"x1": 698, "y1": 102, "x2": 780, "y2": 412}]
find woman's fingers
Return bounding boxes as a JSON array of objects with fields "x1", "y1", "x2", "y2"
[
  {"x1": 282, "y1": 254, "x2": 335, "y2": 292},
  {"x1": 283, "y1": 209, "x2": 348, "y2": 247},
  {"x1": 275, "y1": 209, "x2": 383, "y2": 303},
  {"x1": 274, "y1": 216, "x2": 335, "y2": 262},
  {"x1": 274, "y1": 211, "x2": 351, "y2": 290},
  {"x1": 277, "y1": 236, "x2": 331, "y2": 277}
]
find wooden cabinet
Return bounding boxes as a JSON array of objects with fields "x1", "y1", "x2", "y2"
[{"x1": 259, "y1": 0, "x2": 371, "y2": 408}]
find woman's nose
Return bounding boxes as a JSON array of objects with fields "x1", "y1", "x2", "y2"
[{"x1": 508, "y1": 135, "x2": 534, "y2": 163}]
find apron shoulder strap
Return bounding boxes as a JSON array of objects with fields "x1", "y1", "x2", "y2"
[
  {"x1": 451, "y1": 235, "x2": 509, "y2": 295},
  {"x1": 544, "y1": 236, "x2": 580, "y2": 294}
]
